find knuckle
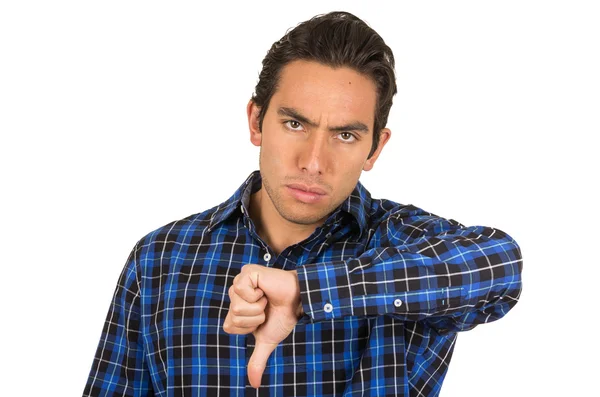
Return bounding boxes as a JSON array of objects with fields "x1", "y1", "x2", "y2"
[
  {"x1": 224, "y1": 326, "x2": 240, "y2": 335},
  {"x1": 233, "y1": 284, "x2": 243, "y2": 295},
  {"x1": 241, "y1": 264, "x2": 256, "y2": 273}
]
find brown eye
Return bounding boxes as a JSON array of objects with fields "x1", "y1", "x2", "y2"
[
  {"x1": 286, "y1": 120, "x2": 303, "y2": 130},
  {"x1": 339, "y1": 132, "x2": 356, "y2": 142}
]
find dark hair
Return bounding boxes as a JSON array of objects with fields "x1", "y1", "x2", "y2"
[{"x1": 251, "y1": 11, "x2": 397, "y2": 158}]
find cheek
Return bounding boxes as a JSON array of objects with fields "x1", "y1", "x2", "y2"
[
  {"x1": 336, "y1": 149, "x2": 367, "y2": 173},
  {"x1": 261, "y1": 133, "x2": 290, "y2": 172},
  {"x1": 264, "y1": 140, "x2": 284, "y2": 166},
  {"x1": 335, "y1": 165, "x2": 363, "y2": 197}
]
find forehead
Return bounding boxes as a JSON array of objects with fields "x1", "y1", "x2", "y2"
[{"x1": 271, "y1": 60, "x2": 377, "y2": 126}]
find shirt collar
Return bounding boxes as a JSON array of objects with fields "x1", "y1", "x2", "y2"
[{"x1": 207, "y1": 170, "x2": 371, "y2": 238}]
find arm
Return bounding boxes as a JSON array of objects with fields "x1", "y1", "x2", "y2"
[
  {"x1": 296, "y1": 213, "x2": 522, "y2": 333},
  {"x1": 224, "y1": 211, "x2": 522, "y2": 386},
  {"x1": 83, "y1": 241, "x2": 153, "y2": 396}
]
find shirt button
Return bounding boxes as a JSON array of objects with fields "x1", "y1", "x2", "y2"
[
  {"x1": 324, "y1": 303, "x2": 333, "y2": 313},
  {"x1": 263, "y1": 253, "x2": 271, "y2": 262},
  {"x1": 325, "y1": 233, "x2": 332, "y2": 239},
  {"x1": 394, "y1": 298, "x2": 403, "y2": 308}
]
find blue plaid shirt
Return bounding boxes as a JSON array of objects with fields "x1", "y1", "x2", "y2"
[{"x1": 84, "y1": 170, "x2": 522, "y2": 396}]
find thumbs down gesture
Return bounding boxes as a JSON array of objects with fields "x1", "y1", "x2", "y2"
[{"x1": 223, "y1": 264, "x2": 304, "y2": 389}]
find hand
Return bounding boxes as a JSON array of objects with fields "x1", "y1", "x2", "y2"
[{"x1": 223, "y1": 264, "x2": 303, "y2": 388}]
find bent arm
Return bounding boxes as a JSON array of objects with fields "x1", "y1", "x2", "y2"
[{"x1": 296, "y1": 214, "x2": 522, "y2": 333}]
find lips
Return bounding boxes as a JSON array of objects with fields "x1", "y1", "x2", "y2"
[
  {"x1": 286, "y1": 183, "x2": 327, "y2": 195},
  {"x1": 285, "y1": 183, "x2": 328, "y2": 204}
]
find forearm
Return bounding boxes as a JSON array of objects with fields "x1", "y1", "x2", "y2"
[{"x1": 296, "y1": 224, "x2": 522, "y2": 326}]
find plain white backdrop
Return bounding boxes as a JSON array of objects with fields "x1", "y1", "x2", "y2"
[{"x1": 1, "y1": 1, "x2": 598, "y2": 396}]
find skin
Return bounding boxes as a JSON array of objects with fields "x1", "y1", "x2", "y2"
[{"x1": 222, "y1": 59, "x2": 392, "y2": 388}]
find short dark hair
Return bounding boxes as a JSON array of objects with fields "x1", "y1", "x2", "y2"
[{"x1": 251, "y1": 11, "x2": 397, "y2": 159}]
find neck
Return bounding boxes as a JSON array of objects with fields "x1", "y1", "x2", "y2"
[{"x1": 248, "y1": 187, "x2": 324, "y2": 256}]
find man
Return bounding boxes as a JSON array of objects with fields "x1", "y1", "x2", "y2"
[{"x1": 83, "y1": 11, "x2": 522, "y2": 397}]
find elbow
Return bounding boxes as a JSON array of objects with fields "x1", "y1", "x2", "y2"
[
  {"x1": 489, "y1": 226, "x2": 523, "y2": 283},
  {"x1": 490, "y1": 230, "x2": 523, "y2": 315},
  {"x1": 468, "y1": 226, "x2": 523, "y2": 313},
  {"x1": 495, "y1": 227, "x2": 523, "y2": 307},
  {"x1": 500, "y1": 228, "x2": 523, "y2": 300}
]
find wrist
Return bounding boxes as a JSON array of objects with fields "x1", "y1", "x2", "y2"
[{"x1": 291, "y1": 270, "x2": 304, "y2": 319}]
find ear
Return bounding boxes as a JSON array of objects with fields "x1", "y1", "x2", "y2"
[
  {"x1": 247, "y1": 99, "x2": 262, "y2": 147},
  {"x1": 363, "y1": 128, "x2": 391, "y2": 172}
]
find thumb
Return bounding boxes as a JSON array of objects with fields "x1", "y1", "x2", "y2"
[{"x1": 248, "y1": 340, "x2": 277, "y2": 389}]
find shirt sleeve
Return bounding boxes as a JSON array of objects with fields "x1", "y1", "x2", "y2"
[
  {"x1": 83, "y1": 241, "x2": 153, "y2": 396},
  {"x1": 296, "y1": 213, "x2": 523, "y2": 334}
]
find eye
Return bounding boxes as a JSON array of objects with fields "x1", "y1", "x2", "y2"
[
  {"x1": 338, "y1": 132, "x2": 357, "y2": 143},
  {"x1": 284, "y1": 120, "x2": 304, "y2": 131}
]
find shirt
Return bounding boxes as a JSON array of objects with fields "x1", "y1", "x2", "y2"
[{"x1": 83, "y1": 170, "x2": 523, "y2": 397}]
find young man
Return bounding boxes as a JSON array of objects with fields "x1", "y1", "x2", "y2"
[{"x1": 83, "y1": 11, "x2": 522, "y2": 397}]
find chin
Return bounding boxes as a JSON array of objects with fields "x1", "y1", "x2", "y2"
[
  {"x1": 280, "y1": 203, "x2": 329, "y2": 226},
  {"x1": 285, "y1": 213, "x2": 327, "y2": 226}
]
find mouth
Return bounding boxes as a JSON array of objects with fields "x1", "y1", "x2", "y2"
[{"x1": 286, "y1": 183, "x2": 327, "y2": 204}]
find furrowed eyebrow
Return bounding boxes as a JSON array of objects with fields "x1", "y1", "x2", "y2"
[
  {"x1": 278, "y1": 107, "x2": 318, "y2": 128},
  {"x1": 329, "y1": 122, "x2": 369, "y2": 134},
  {"x1": 277, "y1": 107, "x2": 370, "y2": 134}
]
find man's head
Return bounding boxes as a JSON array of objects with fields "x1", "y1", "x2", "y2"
[
  {"x1": 251, "y1": 11, "x2": 397, "y2": 159},
  {"x1": 247, "y1": 11, "x2": 397, "y2": 228}
]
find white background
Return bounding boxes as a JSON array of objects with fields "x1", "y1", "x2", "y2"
[{"x1": 1, "y1": 1, "x2": 598, "y2": 396}]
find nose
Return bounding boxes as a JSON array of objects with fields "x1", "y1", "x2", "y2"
[{"x1": 297, "y1": 132, "x2": 329, "y2": 176}]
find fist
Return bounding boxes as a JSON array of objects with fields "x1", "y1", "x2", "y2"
[
  {"x1": 223, "y1": 269, "x2": 268, "y2": 334},
  {"x1": 223, "y1": 264, "x2": 304, "y2": 388}
]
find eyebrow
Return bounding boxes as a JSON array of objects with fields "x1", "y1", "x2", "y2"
[{"x1": 277, "y1": 107, "x2": 370, "y2": 134}]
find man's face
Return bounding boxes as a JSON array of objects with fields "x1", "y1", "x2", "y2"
[{"x1": 248, "y1": 60, "x2": 390, "y2": 227}]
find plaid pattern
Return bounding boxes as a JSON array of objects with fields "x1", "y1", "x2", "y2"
[{"x1": 84, "y1": 170, "x2": 522, "y2": 396}]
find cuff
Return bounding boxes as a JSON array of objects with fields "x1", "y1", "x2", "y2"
[{"x1": 296, "y1": 259, "x2": 355, "y2": 322}]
